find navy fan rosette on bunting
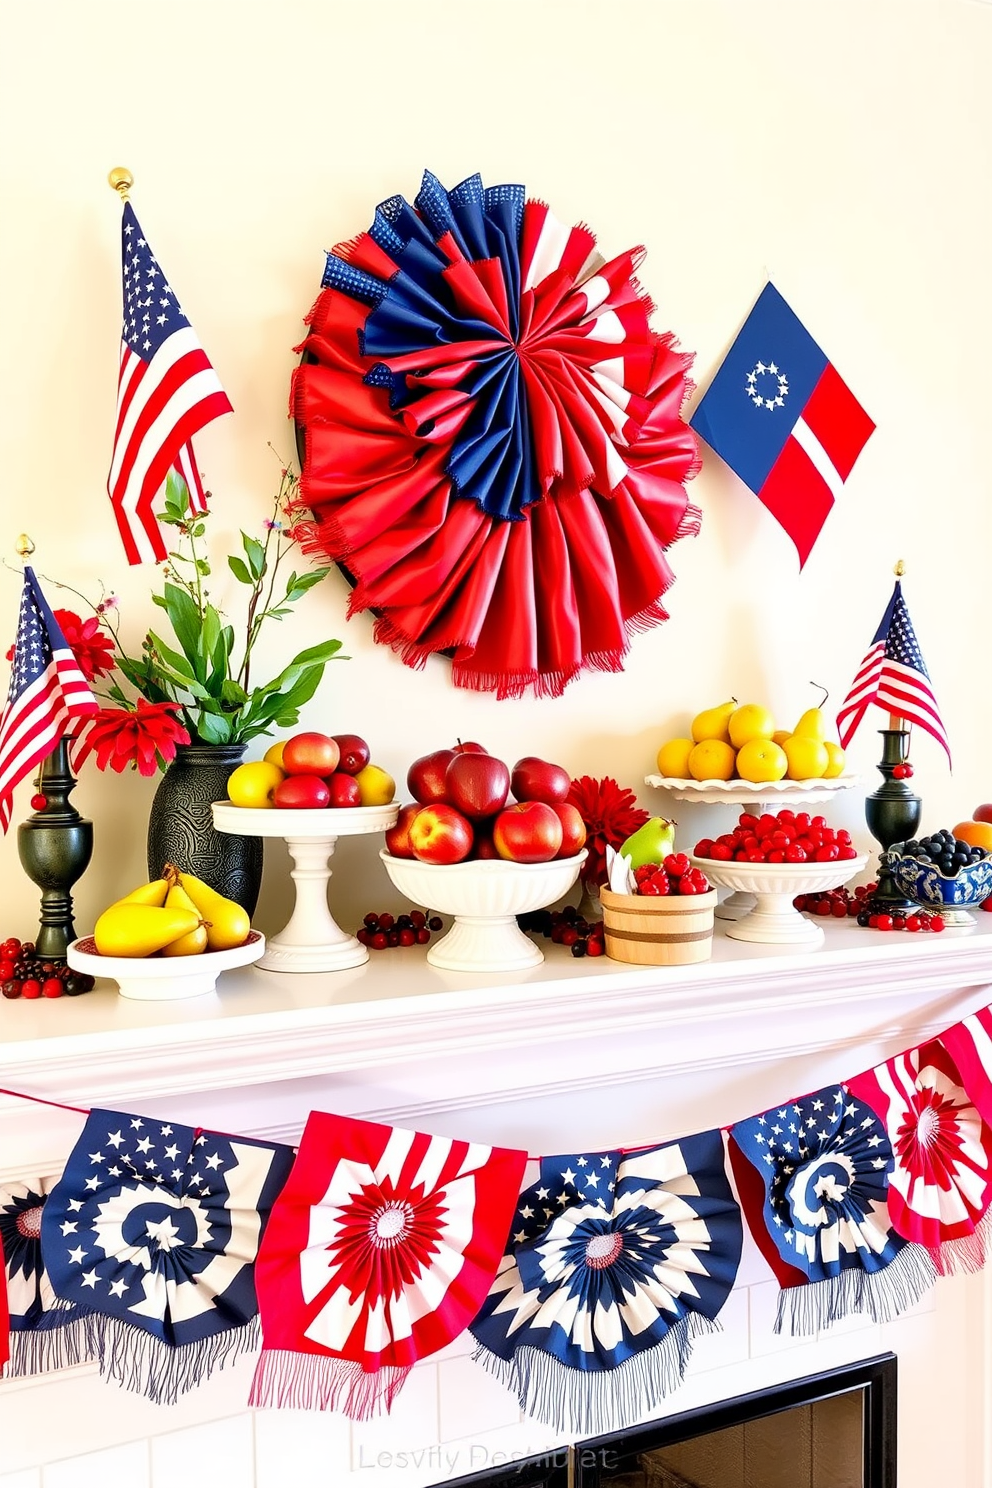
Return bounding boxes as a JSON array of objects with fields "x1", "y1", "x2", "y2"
[
  {"x1": 40, "y1": 1110, "x2": 295, "y2": 1403},
  {"x1": 729, "y1": 1085, "x2": 937, "y2": 1335},
  {"x1": 469, "y1": 1130, "x2": 742, "y2": 1437},
  {"x1": 291, "y1": 170, "x2": 701, "y2": 698},
  {"x1": 1, "y1": 1177, "x2": 98, "y2": 1377}
]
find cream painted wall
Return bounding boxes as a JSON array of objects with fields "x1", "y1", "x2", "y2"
[{"x1": 1, "y1": 0, "x2": 990, "y2": 943}]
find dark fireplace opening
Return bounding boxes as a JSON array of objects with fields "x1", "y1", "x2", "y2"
[
  {"x1": 438, "y1": 1355, "x2": 896, "y2": 1488},
  {"x1": 577, "y1": 1354, "x2": 896, "y2": 1488}
]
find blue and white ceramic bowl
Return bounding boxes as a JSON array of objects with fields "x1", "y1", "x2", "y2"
[{"x1": 883, "y1": 851, "x2": 992, "y2": 908}]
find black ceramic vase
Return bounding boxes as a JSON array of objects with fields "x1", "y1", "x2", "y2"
[
  {"x1": 146, "y1": 744, "x2": 263, "y2": 915},
  {"x1": 17, "y1": 737, "x2": 94, "y2": 959},
  {"x1": 864, "y1": 729, "x2": 922, "y2": 913}
]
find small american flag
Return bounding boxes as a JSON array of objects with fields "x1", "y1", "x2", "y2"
[
  {"x1": 108, "y1": 201, "x2": 232, "y2": 564},
  {"x1": 836, "y1": 579, "x2": 950, "y2": 764},
  {"x1": 0, "y1": 569, "x2": 98, "y2": 832}
]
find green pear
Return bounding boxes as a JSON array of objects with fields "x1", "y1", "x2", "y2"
[
  {"x1": 619, "y1": 816, "x2": 677, "y2": 869},
  {"x1": 691, "y1": 698, "x2": 737, "y2": 744}
]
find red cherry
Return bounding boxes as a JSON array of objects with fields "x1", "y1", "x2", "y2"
[
  {"x1": 875, "y1": 914, "x2": 894, "y2": 931},
  {"x1": 41, "y1": 977, "x2": 63, "y2": 998},
  {"x1": 30, "y1": 794, "x2": 47, "y2": 811},
  {"x1": 586, "y1": 937, "x2": 604, "y2": 957},
  {"x1": 416, "y1": 927, "x2": 431, "y2": 945},
  {"x1": 21, "y1": 978, "x2": 42, "y2": 999},
  {"x1": 906, "y1": 916, "x2": 923, "y2": 932},
  {"x1": 370, "y1": 931, "x2": 388, "y2": 950},
  {"x1": 930, "y1": 916, "x2": 946, "y2": 932}
]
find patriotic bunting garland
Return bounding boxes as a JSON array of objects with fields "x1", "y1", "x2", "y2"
[
  {"x1": 291, "y1": 169, "x2": 700, "y2": 699},
  {"x1": 470, "y1": 1131, "x2": 741, "y2": 1436},
  {"x1": 7, "y1": 996, "x2": 992, "y2": 1428},
  {"x1": 41, "y1": 1110, "x2": 294, "y2": 1403}
]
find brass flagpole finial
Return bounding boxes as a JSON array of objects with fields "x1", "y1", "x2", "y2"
[
  {"x1": 15, "y1": 534, "x2": 35, "y2": 568},
  {"x1": 108, "y1": 167, "x2": 133, "y2": 202},
  {"x1": 894, "y1": 559, "x2": 906, "y2": 577}
]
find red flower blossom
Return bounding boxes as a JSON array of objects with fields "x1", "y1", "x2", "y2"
[
  {"x1": 566, "y1": 775, "x2": 651, "y2": 887},
  {"x1": 71, "y1": 700, "x2": 190, "y2": 778},
  {"x1": 53, "y1": 609, "x2": 116, "y2": 682}
]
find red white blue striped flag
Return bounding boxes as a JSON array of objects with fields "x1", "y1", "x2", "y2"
[
  {"x1": 0, "y1": 569, "x2": 98, "y2": 832},
  {"x1": 836, "y1": 580, "x2": 950, "y2": 765},
  {"x1": 108, "y1": 202, "x2": 232, "y2": 564}
]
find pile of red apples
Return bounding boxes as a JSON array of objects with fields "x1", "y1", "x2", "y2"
[{"x1": 386, "y1": 744, "x2": 587, "y2": 865}]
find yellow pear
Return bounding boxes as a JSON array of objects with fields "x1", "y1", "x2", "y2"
[
  {"x1": 160, "y1": 883, "x2": 209, "y2": 957},
  {"x1": 793, "y1": 707, "x2": 827, "y2": 742},
  {"x1": 175, "y1": 871, "x2": 251, "y2": 951},
  {"x1": 110, "y1": 877, "x2": 171, "y2": 910},
  {"x1": 782, "y1": 735, "x2": 829, "y2": 781},
  {"x1": 823, "y1": 741, "x2": 846, "y2": 778},
  {"x1": 94, "y1": 904, "x2": 201, "y2": 959},
  {"x1": 772, "y1": 730, "x2": 792, "y2": 747},
  {"x1": 690, "y1": 698, "x2": 737, "y2": 744}
]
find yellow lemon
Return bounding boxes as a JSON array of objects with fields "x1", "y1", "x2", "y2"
[
  {"x1": 735, "y1": 737, "x2": 788, "y2": 784},
  {"x1": 264, "y1": 740, "x2": 287, "y2": 769},
  {"x1": 823, "y1": 741, "x2": 846, "y2": 779},
  {"x1": 656, "y1": 738, "x2": 695, "y2": 778},
  {"x1": 728, "y1": 703, "x2": 776, "y2": 750},
  {"x1": 227, "y1": 760, "x2": 285, "y2": 808},
  {"x1": 354, "y1": 763, "x2": 396, "y2": 806},
  {"x1": 782, "y1": 735, "x2": 829, "y2": 781},
  {"x1": 687, "y1": 739, "x2": 737, "y2": 782}
]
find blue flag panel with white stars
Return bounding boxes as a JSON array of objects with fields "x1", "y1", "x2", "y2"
[
  {"x1": 0, "y1": 1177, "x2": 98, "y2": 1376},
  {"x1": 729, "y1": 1085, "x2": 937, "y2": 1335},
  {"x1": 41, "y1": 1110, "x2": 294, "y2": 1402},
  {"x1": 470, "y1": 1132, "x2": 742, "y2": 1437}
]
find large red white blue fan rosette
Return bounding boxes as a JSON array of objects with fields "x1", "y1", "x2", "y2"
[
  {"x1": 291, "y1": 170, "x2": 700, "y2": 698},
  {"x1": 848, "y1": 1039, "x2": 992, "y2": 1275},
  {"x1": 250, "y1": 1111, "x2": 526, "y2": 1417},
  {"x1": 469, "y1": 1131, "x2": 742, "y2": 1436}
]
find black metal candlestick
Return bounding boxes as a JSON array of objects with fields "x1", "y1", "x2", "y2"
[
  {"x1": 864, "y1": 728, "x2": 921, "y2": 913},
  {"x1": 17, "y1": 737, "x2": 93, "y2": 960}
]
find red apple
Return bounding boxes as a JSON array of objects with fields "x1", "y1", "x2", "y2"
[
  {"x1": 409, "y1": 803, "x2": 474, "y2": 865},
  {"x1": 283, "y1": 731, "x2": 340, "y2": 777},
  {"x1": 326, "y1": 772, "x2": 362, "y2": 808},
  {"x1": 492, "y1": 801, "x2": 564, "y2": 863},
  {"x1": 452, "y1": 740, "x2": 488, "y2": 754},
  {"x1": 331, "y1": 734, "x2": 370, "y2": 776},
  {"x1": 510, "y1": 756, "x2": 571, "y2": 805},
  {"x1": 444, "y1": 752, "x2": 510, "y2": 819},
  {"x1": 550, "y1": 801, "x2": 587, "y2": 859},
  {"x1": 384, "y1": 803, "x2": 423, "y2": 858},
  {"x1": 273, "y1": 774, "x2": 331, "y2": 809},
  {"x1": 407, "y1": 748, "x2": 457, "y2": 804},
  {"x1": 975, "y1": 804, "x2": 992, "y2": 825}
]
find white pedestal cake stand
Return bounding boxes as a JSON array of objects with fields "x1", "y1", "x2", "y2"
[
  {"x1": 645, "y1": 774, "x2": 860, "y2": 921},
  {"x1": 212, "y1": 802, "x2": 398, "y2": 972}
]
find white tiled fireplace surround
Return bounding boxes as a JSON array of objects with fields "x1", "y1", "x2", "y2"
[{"x1": 3, "y1": 918, "x2": 992, "y2": 1488}]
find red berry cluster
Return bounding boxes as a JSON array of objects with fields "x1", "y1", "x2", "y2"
[
  {"x1": 892, "y1": 763, "x2": 914, "y2": 780},
  {"x1": 519, "y1": 906, "x2": 605, "y2": 957},
  {"x1": 0, "y1": 938, "x2": 95, "y2": 1000},
  {"x1": 633, "y1": 854, "x2": 710, "y2": 896},
  {"x1": 793, "y1": 885, "x2": 945, "y2": 932},
  {"x1": 695, "y1": 809, "x2": 859, "y2": 865},
  {"x1": 356, "y1": 909, "x2": 443, "y2": 951}
]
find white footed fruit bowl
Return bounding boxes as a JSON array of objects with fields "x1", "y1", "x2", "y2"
[
  {"x1": 690, "y1": 855, "x2": 870, "y2": 949},
  {"x1": 380, "y1": 849, "x2": 587, "y2": 972},
  {"x1": 67, "y1": 931, "x2": 265, "y2": 1001}
]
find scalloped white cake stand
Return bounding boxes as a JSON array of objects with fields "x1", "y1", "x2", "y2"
[
  {"x1": 647, "y1": 774, "x2": 861, "y2": 921},
  {"x1": 212, "y1": 802, "x2": 399, "y2": 972}
]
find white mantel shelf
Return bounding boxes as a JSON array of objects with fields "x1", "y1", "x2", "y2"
[{"x1": 4, "y1": 916, "x2": 992, "y2": 1120}]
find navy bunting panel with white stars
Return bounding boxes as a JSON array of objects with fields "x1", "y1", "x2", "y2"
[
  {"x1": 41, "y1": 1110, "x2": 294, "y2": 1366},
  {"x1": 728, "y1": 1084, "x2": 935, "y2": 1331}
]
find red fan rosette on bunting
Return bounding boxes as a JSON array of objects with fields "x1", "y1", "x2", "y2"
[{"x1": 290, "y1": 171, "x2": 700, "y2": 698}]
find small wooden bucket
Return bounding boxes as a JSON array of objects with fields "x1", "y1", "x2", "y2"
[{"x1": 599, "y1": 887, "x2": 717, "y2": 966}]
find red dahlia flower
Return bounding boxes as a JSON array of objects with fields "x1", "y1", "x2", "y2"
[
  {"x1": 71, "y1": 701, "x2": 190, "y2": 778},
  {"x1": 566, "y1": 775, "x2": 650, "y2": 888},
  {"x1": 53, "y1": 609, "x2": 116, "y2": 682}
]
